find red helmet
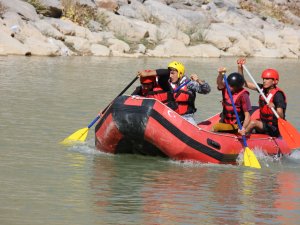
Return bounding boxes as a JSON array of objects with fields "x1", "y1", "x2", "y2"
[
  {"x1": 140, "y1": 76, "x2": 156, "y2": 84},
  {"x1": 261, "y1": 69, "x2": 279, "y2": 81}
]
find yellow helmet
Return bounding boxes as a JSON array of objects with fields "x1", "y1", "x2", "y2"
[{"x1": 168, "y1": 61, "x2": 185, "y2": 78}]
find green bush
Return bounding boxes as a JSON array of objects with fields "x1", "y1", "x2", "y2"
[
  {"x1": 61, "y1": 0, "x2": 108, "y2": 27},
  {"x1": 25, "y1": 0, "x2": 47, "y2": 14}
]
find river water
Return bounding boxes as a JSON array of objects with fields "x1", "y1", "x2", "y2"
[{"x1": 0, "y1": 56, "x2": 300, "y2": 225}]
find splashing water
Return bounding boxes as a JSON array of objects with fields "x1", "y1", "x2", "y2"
[{"x1": 283, "y1": 149, "x2": 300, "y2": 164}]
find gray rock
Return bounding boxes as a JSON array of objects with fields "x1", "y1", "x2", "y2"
[
  {"x1": 33, "y1": 20, "x2": 65, "y2": 40},
  {"x1": 91, "y1": 43, "x2": 111, "y2": 56},
  {"x1": 36, "y1": 0, "x2": 62, "y2": 18},
  {"x1": 0, "y1": 0, "x2": 39, "y2": 21}
]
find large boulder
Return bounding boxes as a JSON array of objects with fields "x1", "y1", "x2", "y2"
[
  {"x1": 107, "y1": 11, "x2": 159, "y2": 42},
  {"x1": 90, "y1": 43, "x2": 111, "y2": 56},
  {"x1": 146, "y1": 39, "x2": 189, "y2": 57},
  {"x1": 118, "y1": 0, "x2": 151, "y2": 20},
  {"x1": 45, "y1": 18, "x2": 76, "y2": 36},
  {"x1": 33, "y1": 20, "x2": 65, "y2": 40},
  {"x1": 188, "y1": 44, "x2": 221, "y2": 57},
  {"x1": 23, "y1": 36, "x2": 61, "y2": 56},
  {"x1": 0, "y1": 0, "x2": 39, "y2": 21},
  {"x1": 64, "y1": 36, "x2": 91, "y2": 54},
  {"x1": 144, "y1": 0, "x2": 193, "y2": 33},
  {"x1": 108, "y1": 38, "x2": 130, "y2": 53},
  {"x1": 157, "y1": 23, "x2": 190, "y2": 45},
  {"x1": 0, "y1": 26, "x2": 30, "y2": 55}
]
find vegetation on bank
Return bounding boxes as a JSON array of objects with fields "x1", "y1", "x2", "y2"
[
  {"x1": 239, "y1": 0, "x2": 300, "y2": 24},
  {"x1": 0, "y1": 2, "x2": 6, "y2": 17},
  {"x1": 26, "y1": 0, "x2": 47, "y2": 15},
  {"x1": 3, "y1": 1, "x2": 300, "y2": 27},
  {"x1": 61, "y1": 0, "x2": 108, "y2": 26},
  {"x1": 25, "y1": 0, "x2": 109, "y2": 27}
]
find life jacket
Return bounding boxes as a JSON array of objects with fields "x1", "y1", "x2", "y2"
[
  {"x1": 259, "y1": 87, "x2": 286, "y2": 126},
  {"x1": 222, "y1": 88, "x2": 249, "y2": 124},
  {"x1": 146, "y1": 86, "x2": 171, "y2": 104},
  {"x1": 172, "y1": 78, "x2": 196, "y2": 115}
]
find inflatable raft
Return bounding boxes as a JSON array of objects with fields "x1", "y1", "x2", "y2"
[{"x1": 95, "y1": 95, "x2": 292, "y2": 165}]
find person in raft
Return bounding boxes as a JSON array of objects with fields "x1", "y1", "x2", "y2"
[
  {"x1": 212, "y1": 67, "x2": 252, "y2": 135},
  {"x1": 131, "y1": 75, "x2": 178, "y2": 111},
  {"x1": 137, "y1": 61, "x2": 211, "y2": 125},
  {"x1": 237, "y1": 58, "x2": 287, "y2": 137}
]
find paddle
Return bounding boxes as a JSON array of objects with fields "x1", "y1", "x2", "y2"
[
  {"x1": 223, "y1": 74, "x2": 261, "y2": 169},
  {"x1": 242, "y1": 65, "x2": 300, "y2": 150},
  {"x1": 174, "y1": 79, "x2": 191, "y2": 92},
  {"x1": 60, "y1": 76, "x2": 138, "y2": 145}
]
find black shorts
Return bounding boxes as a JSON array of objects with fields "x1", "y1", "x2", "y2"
[{"x1": 262, "y1": 122, "x2": 280, "y2": 137}]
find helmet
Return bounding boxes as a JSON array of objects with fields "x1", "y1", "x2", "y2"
[
  {"x1": 227, "y1": 72, "x2": 245, "y2": 89},
  {"x1": 168, "y1": 61, "x2": 185, "y2": 78},
  {"x1": 140, "y1": 76, "x2": 156, "y2": 84},
  {"x1": 261, "y1": 69, "x2": 279, "y2": 83}
]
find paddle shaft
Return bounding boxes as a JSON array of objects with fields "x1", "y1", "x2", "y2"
[
  {"x1": 88, "y1": 76, "x2": 139, "y2": 129},
  {"x1": 242, "y1": 65, "x2": 280, "y2": 118},
  {"x1": 174, "y1": 80, "x2": 191, "y2": 92},
  {"x1": 223, "y1": 74, "x2": 248, "y2": 147},
  {"x1": 89, "y1": 76, "x2": 185, "y2": 128}
]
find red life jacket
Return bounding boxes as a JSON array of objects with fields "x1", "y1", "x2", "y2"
[
  {"x1": 146, "y1": 86, "x2": 170, "y2": 104},
  {"x1": 222, "y1": 88, "x2": 249, "y2": 124},
  {"x1": 173, "y1": 84, "x2": 196, "y2": 115},
  {"x1": 259, "y1": 87, "x2": 286, "y2": 126}
]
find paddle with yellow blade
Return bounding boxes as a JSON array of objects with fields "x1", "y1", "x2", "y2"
[
  {"x1": 60, "y1": 76, "x2": 139, "y2": 145},
  {"x1": 243, "y1": 65, "x2": 300, "y2": 150},
  {"x1": 223, "y1": 73, "x2": 261, "y2": 169}
]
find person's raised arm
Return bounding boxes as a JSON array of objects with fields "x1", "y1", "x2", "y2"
[
  {"x1": 217, "y1": 67, "x2": 226, "y2": 90},
  {"x1": 189, "y1": 73, "x2": 211, "y2": 94},
  {"x1": 237, "y1": 58, "x2": 257, "y2": 90},
  {"x1": 137, "y1": 70, "x2": 157, "y2": 77}
]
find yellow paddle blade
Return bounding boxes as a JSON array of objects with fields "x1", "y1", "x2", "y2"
[
  {"x1": 60, "y1": 127, "x2": 89, "y2": 145},
  {"x1": 243, "y1": 147, "x2": 261, "y2": 169}
]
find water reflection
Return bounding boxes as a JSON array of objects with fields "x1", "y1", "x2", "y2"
[
  {"x1": 1, "y1": 56, "x2": 299, "y2": 225},
  {"x1": 88, "y1": 155, "x2": 300, "y2": 224},
  {"x1": 274, "y1": 171, "x2": 300, "y2": 224}
]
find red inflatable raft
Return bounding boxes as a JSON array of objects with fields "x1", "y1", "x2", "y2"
[{"x1": 95, "y1": 95, "x2": 292, "y2": 165}]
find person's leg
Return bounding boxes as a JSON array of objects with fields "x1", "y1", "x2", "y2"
[
  {"x1": 265, "y1": 124, "x2": 280, "y2": 137},
  {"x1": 212, "y1": 122, "x2": 238, "y2": 133},
  {"x1": 245, "y1": 120, "x2": 264, "y2": 134}
]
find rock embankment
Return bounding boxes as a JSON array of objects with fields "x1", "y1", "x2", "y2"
[{"x1": 0, "y1": 0, "x2": 300, "y2": 58}]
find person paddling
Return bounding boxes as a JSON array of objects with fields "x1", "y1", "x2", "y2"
[
  {"x1": 137, "y1": 61, "x2": 211, "y2": 125},
  {"x1": 237, "y1": 58, "x2": 287, "y2": 137},
  {"x1": 213, "y1": 67, "x2": 252, "y2": 135}
]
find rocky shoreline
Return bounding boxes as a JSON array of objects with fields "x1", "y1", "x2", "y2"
[{"x1": 0, "y1": 0, "x2": 300, "y2": 58}]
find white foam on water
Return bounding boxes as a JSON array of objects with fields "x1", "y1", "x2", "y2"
[
  {"x1": 236, "y1": 146, "x2": 283, "y2": 169},
  {"x1": 283, "y1": 149, "x2": 300, "y2": 164},
  {"x1": 166, "y1": 158, "x2": 236, "y2": 169},
  {"x1": 65, "y1": 140, "x2": 300, "y2": 169},
  {"x1": 67, "y1": 138, "x2": 112, "y2": 157}
]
